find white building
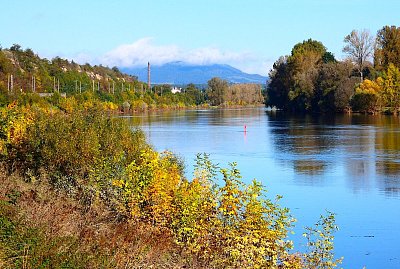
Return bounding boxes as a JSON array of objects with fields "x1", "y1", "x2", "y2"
[{"x1": 171, "y1": 86, "x2": 182, "y2": 94}]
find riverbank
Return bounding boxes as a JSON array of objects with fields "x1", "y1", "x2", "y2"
[
  {"x1": 135, "y1": 107, "x2": 400, "y2": 269},
  {"x1": 0, "y1": 103, "x2": 341, "y2": 268},
  {"x1": 128, "y1": 103, "x2": 265, "y2": 114}
]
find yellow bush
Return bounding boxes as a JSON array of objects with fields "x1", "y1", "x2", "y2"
[
  {"x1": 119, "y1": 150, "x2": 182, "y2": 226},
  {"x1": 102, "y1": 101, "x2": 118, "y2": 111},
  {"x1": 0, "y1": 103, "x2": 34, "y2": 156},
  {"x1": 59, "y1": 96, "x2": 78, "y2": 113},
  {"x1": 171, "y1": 155, "x2": 302, "y2": 268},
  {"x1": 355, "y1": 79, "x2": 382, "y2": 95}
]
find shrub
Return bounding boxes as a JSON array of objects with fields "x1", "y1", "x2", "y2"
[
  {"x1": 303, "y1": 212, "x2": 343, "y2": 269},
  {"x1": 350, "y1": 79, "x2": 381, "y2": 113},
  {"x1": 171, "y1": 154, "x2": 298, "y2": 268},
  {"x1": 0, "y1": 103, "x2": 342, "y2": 268},
  {"x1": 0, "y1": 104, "x2": 148, "y2": 212}
]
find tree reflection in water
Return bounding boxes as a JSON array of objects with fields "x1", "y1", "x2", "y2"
[{"x1": 267, "y1": 111, "x2": 400, "y2": 196}]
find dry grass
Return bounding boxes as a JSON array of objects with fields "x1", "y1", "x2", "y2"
[{"x1": 0, "y1": 168, "x2": 191, "y2": 269}]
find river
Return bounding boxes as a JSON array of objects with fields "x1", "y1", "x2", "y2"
[{"x1": 126, "y1": 107, "x2": 400, "y2": 269}]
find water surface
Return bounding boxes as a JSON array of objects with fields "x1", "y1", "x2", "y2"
[{"x1": 127, "y1": 108, "x2": 400, "y2": 269}]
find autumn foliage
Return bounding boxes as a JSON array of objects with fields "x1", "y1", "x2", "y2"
[{"x1": 0, "y1": 103, "x2": 341, "y2": 268}]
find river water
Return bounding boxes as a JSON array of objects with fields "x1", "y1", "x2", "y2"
[{"x1": 127, "y1": 107, "x2": 400, "y2": 269}]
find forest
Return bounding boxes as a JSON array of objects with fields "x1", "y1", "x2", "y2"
[{"x1": 267, "y1": 25, "x2": 400, "y2": 114}]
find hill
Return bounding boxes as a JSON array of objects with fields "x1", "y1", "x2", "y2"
[
  {"x1": 121, "y1": 61, "x2": 267, "y2": 85},
  {"x1": 0, "y1": 44, "x2": 265, "y2": 108},
  {"x1": 0, "y1": 44, "x2": 142, "y2": 94}
]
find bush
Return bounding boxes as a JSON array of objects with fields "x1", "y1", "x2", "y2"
[
  {"x1": 350, "y1": 91, "x2": 379, "y2": 113},
  {"x1": 0, "y1": 103, "x2": 342, "y2": 268},
  {"x1": 0, "y1": 104, "x2": 148, "y2": 212},
  {"x1": 171, "y1": 154, "x2": 297, "y2": 268},
  {"x1": 350, "y1": 79, "x2": 381, "y2": 113}
]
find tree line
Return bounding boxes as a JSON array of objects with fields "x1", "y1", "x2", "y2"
[
  {"x1": 267, "y1": 25, "x2": 400, "y2": 114},
  {"x1": 206, "y1": 77, "x2": 264, "y2": 106},
  {"x1": 0, "y1": 44, "x2": 265, "y2": 111}
]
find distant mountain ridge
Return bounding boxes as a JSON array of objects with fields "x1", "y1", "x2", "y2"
[{"x1": 121, "y1": 62, "x2": 267, "y2": 85}]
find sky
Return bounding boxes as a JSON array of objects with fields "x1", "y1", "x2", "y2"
[{"x1": 1, "y1": 0, "x2": 399, "y2": 76}]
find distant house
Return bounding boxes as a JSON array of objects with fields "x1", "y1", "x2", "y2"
[{"x1": 171, "y1": 86, "x2": 182, "y2": 94}]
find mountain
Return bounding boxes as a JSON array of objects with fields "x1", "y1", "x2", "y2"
[{"x1": 121, "y1": 62, "x2": 267, "y2": 85}]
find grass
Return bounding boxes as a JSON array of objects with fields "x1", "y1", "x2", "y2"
[{"x1": 0, "y1": 170, "x2": 185, "y2": 268}]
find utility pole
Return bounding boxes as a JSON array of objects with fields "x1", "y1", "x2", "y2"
[
  {"x1": 31, "y1": 76, "x2": 35, "y2": 92},
  {"x1": 7, "y1": 74, "x2": 10, "y2": 92},
  {"x1": 92, "y1": 80, "x2": 95, "y2": 92},
  {"x1": 57, "y1": 78, "x2": 60, "y2": 93},
  {"x1": 79, "y1": 81, "x2": 82, "y2": 93},
  {"x1": 147, "y1": 62, "x2": 151, "y2": 92},
  {"x1": 10, "y1": 75, "x2": 13, "y2": 92},
  {"x1": 75, "y1": 80, "x2": 78, "y2": 92}
]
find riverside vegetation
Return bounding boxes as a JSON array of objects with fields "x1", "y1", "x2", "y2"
[
  {"x1": 267, "y1": 25, "x2": 400, "y2": 114},
  {"x1": 0, "y1": 34, "x2": 351, "y2": 268},
  {"x1": 0, "y1": 44, "x2": 264, "y2": 110},
  {"x1": 0, "y1": 100, "x2": 342, "y2": 268}
]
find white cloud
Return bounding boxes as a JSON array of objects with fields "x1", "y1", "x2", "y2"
[
  {"x1": 100, "y1": 38, "x2": 268, "y2": 74},
  {"x1": 102, "y1": 38, "x2": 181, "y2": 67},
  {"x1": 73, "y1": 53, "x2": 94, "y2": 65},
  {"x1": 51, "y1": 38, "x2": 269, "y2": 75},
  {"x1": 237, "y1": 60, "x2": 275, "y2": 76},
  {"x1": 184, "y1": 47, "x2": 252, "y2": 66}
]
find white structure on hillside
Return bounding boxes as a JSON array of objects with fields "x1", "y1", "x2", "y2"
[{"x1": 171, "y1": 86, "x2": 182, "y2": 94}]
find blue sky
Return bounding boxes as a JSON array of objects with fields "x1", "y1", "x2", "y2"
[{"x1": 1, "y1": 0, "x2": 399, "y2": 75}]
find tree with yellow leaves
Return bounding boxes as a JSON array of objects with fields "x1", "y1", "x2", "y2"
[{"x1": 380, "y1": 63, "x2": 400, "y2": 113}]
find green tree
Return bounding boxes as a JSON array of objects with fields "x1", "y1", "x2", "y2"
[
  {"x1": 185, "y1": 83, "x2": 205, "y2": 105},
  {"x1": 9, "y1": 44, "x2": 22, "y2": 52},
  {"x1": 267, "y1": 56, "x2": 292, "y2": 110},
  {"x1": 322, "y1": 52, "x2": 336, "y2": 64},
  {"x1": 267, "y1": 40, "x2": 336, "y2": 112},
  {"x1": 375, "y1": 25, "x2": 400, "y2": 71},
  {"x1": 288, "y1": 39, "x2": 327, "y2": 112},
  {"x1": 291, "y1": 39, "x2": 326, "y2": 58},
  {"x1": 0, "y1": 51, "x2": 12, "y2": 74},
  {"x1": 315, "y1": 61, "x2": 358, "y2": 112},
  {"x1": 207, "y1": 77, "x2": 228, "y2": 106}
]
